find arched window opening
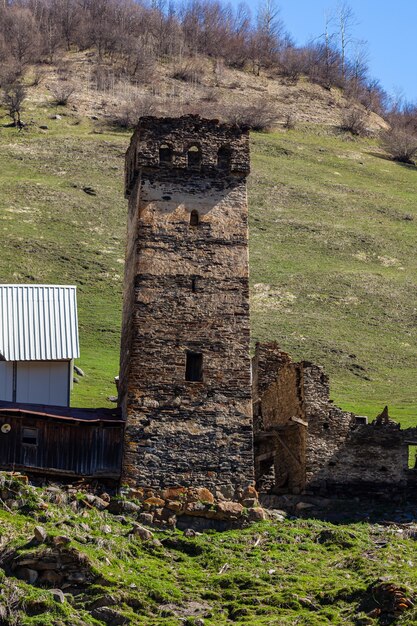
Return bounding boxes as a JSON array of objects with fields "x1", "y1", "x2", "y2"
[
  {"x1": 159, "y1": 144, "x2": 173, "y2": 165},
  {"x1": 187, "y1": 145, "x2": 202, "y2": 169},
  {"x1": 190, "y1": 210, "x2": 199, "y2": 227},
  {"x1": 217, "y1": 145, "x2": 231, "y2": 171}
]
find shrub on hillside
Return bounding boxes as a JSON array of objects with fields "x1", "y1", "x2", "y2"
[
  {"x1": 283, "y1": 113, "x2": 296, "y2": 130},
  {"x1": 222, "y1": 100, "x2": 278, "y2": 131},
  {"x1": 380, "y1": 126, "x2": 417, "y2": 164},
  {"x1": 0, "y1": 62, "x2": 22, "y2": 88},
  {"x1": 92, "y1": 64, "x2": 116, "y2": 92},
  {"x1": 49, "y1": 81, "x2": 76, "y2": 105},
  {"x1": 278, "y1": 47, "x2": 303, "y2": 84},
  {"x1": 171, "y1": 61, "x2": 204, "y2": 85},
  {"x1": 111, "y1": 94, "x2": 156, "y2": 129},
  {"x1": 340, "y1": 107, "x2": 368, "y2": 136}
]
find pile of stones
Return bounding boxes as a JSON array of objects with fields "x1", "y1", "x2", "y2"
[
  {"x1": 110, "y1": 485, "x2": 267, "y2": 529},
  {"x1": 2, "y1": 526, "x2": 97, "y2": 595}
]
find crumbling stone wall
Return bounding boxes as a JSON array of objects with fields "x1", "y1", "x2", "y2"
[
  {"x1": 253, "y1": 343, "x2": 306, "y2": 494},
  {"x1": 254, "y1": 343, "x2": 412, "y2": 499},
  {"x1": 252, "y1": 342, "x2": 304, "y2": 431},
  {"x1": 303, "y1": 366, "x2": 408, "y2": 496},
  {"x1": 120, "y1": 115, "x2": 254, "y2": 497},
  {"x1": 303, "y1": 363, "x2": 356, "y2": 493}
]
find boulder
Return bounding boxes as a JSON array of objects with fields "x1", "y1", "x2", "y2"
[
  {"x1": 195, "y1": 488, "x2": 215, "y2": 504},
  {"x1": 216, "y1": 501, "x2": 244, "y2": 520},
  {"x1": 108, "y1": 499, "x2": 141, "y2": 515},
  {"x1": 153, "y1": 508, "x2": 176, "y2": 527},
  {"x1": 138, "y1": 512, "x2": 154, "y2": 525},
  {"x1": 52, "y1": 536, "x2": 71, "y2": 547},
  {"x1": 93, "y1": 496, "x2": 110, "y2": 511},
  {"x1": 162, "y1": 486, "x2": 187, "y2": 501},
  {"x1": 242, "y1": 485, "x2": 259, "y2": 500},
  {"x1": 165, "y1": 500, "x2": 183, "y2": 513},
  {"x1": 184, "y1": 528, "x2": 201, "y2": 538},
  {"x1": 184, "y1": 501, "x2": 209, "y2": 516},
  {"x1": 131, "y1": 524, "x2": 153, "y2": 541},
  {"x1": 295, "y1": 502, "x2": 314, "y2": 511},
  {"x1": 128, "y1": 488, "x2": 145, "y2": 501},
  {"x1": 143, "y1": 496, "x2": 165, "y2": 509},
  {"x1": 248, "y1": 507, "x2": 267, "y2": 522},
  {"x1": 34, "y1": 526, "x2": 48, "y2": 543}
]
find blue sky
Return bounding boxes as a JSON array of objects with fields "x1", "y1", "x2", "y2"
[{"x1": 232, "y1": 1, "x2": 417, "y2": 103}]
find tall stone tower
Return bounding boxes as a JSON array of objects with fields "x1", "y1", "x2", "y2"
[{"x1": 119, "y1": 115, "x2": 254, "y2": 498}]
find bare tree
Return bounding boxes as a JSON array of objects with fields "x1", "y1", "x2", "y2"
[
  {"x1": 221, "y1": 98, "x2": 278, "y2": 131},
  {"x1": 2, "y1": 82, "x2": 26, "y2": 126},
  {"x1": 112, "y1": 93, "x2": 156, "y2": 128},
  {"x1": 336, "y1": 2, "x2": 357, "y2": 82},
  {"x1": 251, "y1": 0, "x2": 285, "y2": 75},
  {"x1": 345, "y1": 39, "x2": 368, "y2": 98},
  {"x1": 340, "y1": 105, "x2": 368, "y2": 136},
  {"x1": 2, "y1": 7, "x2": 40, "y2": 67}
]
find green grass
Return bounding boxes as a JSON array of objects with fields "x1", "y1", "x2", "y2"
[
  {"x1": 249, "y1": 127, "x2": 417, "y2": 426},
  {"x1": 2, "y1": 475, "x2": 417, "y2": 625},
  {"x1": 0, "y1": 112, "x2": 127, "y2": 406},
  {"x1": 0, "y1": 108, "x2": 415, "y2": 424}
]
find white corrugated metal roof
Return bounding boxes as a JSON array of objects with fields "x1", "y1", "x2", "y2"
[{"x1": 0, "y1": 285, "x2": 80, "y2": 361}]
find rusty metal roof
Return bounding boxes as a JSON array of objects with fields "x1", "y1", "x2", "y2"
[
  {"x1": 0, "y1": 400, "x2": 122, "y2": 423},
  {"x1": 0, "y1": 285, "x2": 80, "y2": 361}
]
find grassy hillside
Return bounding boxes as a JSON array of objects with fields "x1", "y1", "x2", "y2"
[
  {"x1": 249, "y1": 128, "x2": 417, "y2": 425},
  {"x1": 0, "y1": 114, "x2": 126, "y2": 406},
  {"x1": 0, "y1": 106, "x2": 415, "y2": 423},
  {"x1": 1, "y1": 474, "x2": 417, "y2": 625}
]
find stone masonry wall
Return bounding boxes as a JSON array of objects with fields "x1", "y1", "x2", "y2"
[
  {"x1": 120, "y1": 116, "x2": 254, "y2": 498},
  {"x1": 303, "y1": 364, "x2": 408, "y2": 497},
  {"x1": 253, "y1": 343, "x2": 306, "y2": 493},
  {"x1": 252, "y1": 342, "x2": 303, "y2": 432},
  {"x1": 254, "y1": 345, "x2": 412, "y2": 499},
  {"x1": 119, "y1": 173, "x2": 142, "y2": 413}
]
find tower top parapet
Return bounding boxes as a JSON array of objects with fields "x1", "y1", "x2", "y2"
[{"x1": 125, "y1": 114, "x2": 250, "y2": 196}]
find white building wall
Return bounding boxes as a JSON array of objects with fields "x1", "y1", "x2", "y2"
[
  {"x1": 16, "y1": 361, "x2": 70, "y2": 406},
  {"x1": 0, "y1": 362, "x2": 14, "y2": 402}
]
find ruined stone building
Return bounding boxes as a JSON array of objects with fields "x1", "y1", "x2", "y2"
[{"x1": 253, "y1": 342, "x2": 416, "y2": 500}]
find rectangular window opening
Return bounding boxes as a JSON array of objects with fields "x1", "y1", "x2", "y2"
[
  {"x1": 191, "y1": 278, "x2": 197, "y2": 293},
  {"x1": 185, "y1": 351, "x2": 203, "y2": 382},
  {"x1": 22, "y1": 427, "x2": 38, "y2": 446}
]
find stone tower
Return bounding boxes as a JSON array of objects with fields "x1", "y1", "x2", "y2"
[{"x1": 119, "y1": 115, "x2": 254, "y2": 498}]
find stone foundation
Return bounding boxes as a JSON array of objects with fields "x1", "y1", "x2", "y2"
[{"x1": 120, "y1": 484, "x2": 266, "y2": 530}]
